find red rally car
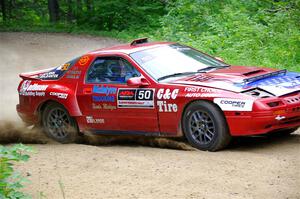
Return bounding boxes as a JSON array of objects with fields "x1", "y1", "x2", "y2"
[{"x1": 17, "y1": 38, "x2": 300, "y2": 151}]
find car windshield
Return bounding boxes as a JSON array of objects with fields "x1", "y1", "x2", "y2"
[{"x1": 130, "y1": 44, "x2": 228, "y2": 81}]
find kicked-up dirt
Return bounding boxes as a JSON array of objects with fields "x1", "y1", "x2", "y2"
[{"x1": 0, "y1": 32, "x2": 299, "y2": 199}]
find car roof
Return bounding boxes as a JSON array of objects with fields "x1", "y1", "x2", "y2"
[{"x1": 88, "y1": 41, "x2": 176, "y2": 55}]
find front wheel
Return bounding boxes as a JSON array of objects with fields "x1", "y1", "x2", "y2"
[
  {"x1": 42, "y1": 102, "x2": 79, "y2": 143},
  {"x1": 182, "y1": 101, "x2": 231, "y2": 151}
]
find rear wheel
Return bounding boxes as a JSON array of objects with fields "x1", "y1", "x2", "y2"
[
  {"x1": 42, "y1": 102, "x2": 78, "y2": 143},
  {"x1": 182, "y1": 101, "x2": 231, "y2": 151}
]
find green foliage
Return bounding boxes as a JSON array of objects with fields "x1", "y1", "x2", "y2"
[
  {"x1": 0, "y1": 144, "x2": 32, "y2": 199},
  {"x1": 80, "y1": 0, "x2": 166, "y2": 31},
  {"x1": 158, "y1": 0, "x2": 300, "y2": 71},
  {"x1": 0, "y1": 0, "x2": 299, "y2": 71}
]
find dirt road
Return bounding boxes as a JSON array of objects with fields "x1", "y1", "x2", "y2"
[{"x1": 0, "y1": 32, "x2": 299, "y2": 199}]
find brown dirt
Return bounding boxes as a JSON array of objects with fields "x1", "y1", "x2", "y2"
[{"x1": 0, "y1": 32, "x2": 299, "y2": 199}]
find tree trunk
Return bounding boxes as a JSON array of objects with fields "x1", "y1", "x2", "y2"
[
  {"x1": 67, "y1": 0, "x2": 73, "y2": 23},
  {"x1": 48, "y1": 0, "x2": 60, "y2": 23},
  {"x1": 7, "y1": 0, "x2": 12, "y2": 19},
  {"x1": 75, "y1": 0, "x2": 82, "y2": 23},
  {"x1": 86, "y1": 0, "x2": 92, "y2": 13},
  {"x1": 0, "y1": 0, "x2": 7, "y2": 22}
]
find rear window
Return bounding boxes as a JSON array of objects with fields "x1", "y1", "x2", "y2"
[{"x1": 39, "y1": 58, "x2": 78, "y2": 80}]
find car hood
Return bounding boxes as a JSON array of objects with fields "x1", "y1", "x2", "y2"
[{"x1": 172, "y1": 66, "x2": 300, "y2": 96}]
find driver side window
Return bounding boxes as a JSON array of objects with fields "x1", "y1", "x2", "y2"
[{"x1": 86, "y1": 57, "x2": 141, "y2": 83}]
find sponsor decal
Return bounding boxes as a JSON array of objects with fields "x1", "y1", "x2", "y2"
[
  {"x1": 157, "y1": 101, "x2": 178, "y2": 112},
  {"x1": 92, "y1": 103, "x2": 117, "y2": 110},
  {"x1": 213, "y1": 98, "x2": 254, "y2": 111},
  {"x1": 184, "y1": 87, "x2": 217, "y2": 93},
  {"x1": 185, "y1": 93, "x2": 220, "y2": 98},
  {"x1": 39, "y1": 71, "x2": 59, "y2": 79},
  {"x1": 66, "y1": 70, "x2": 81, "y2": 79},
  {"x1": 79, "y1": 56, "x2": 90, "y2": 66},
  {"x1": 20, "y1": 91, "x2": 45, "y2": 97},
  {"x1": 93, "y1": 85, "x2": 117, "y2": 95},
  {"x1": 156, "y1": 89, "x2": 179, "y2": 112},
  {"x1": 61, "y1": 63, "x2": 71, "y2": 71},
  {"x1": 118, "y1": 90, "x2": 136, "y2": 100},
  {"x1": 86, "y1": 116, "x2": 105, "y2": 124},
  {"x1": 20, "y1": 80, "x2": 48, "y2": 96},
  {"x1": 92, "y1": 85, "x2": 117, "y2": 102},
  {"x1": 50, "y1": 92, "x2": 68, "y2": 99},
  {"x1": 20, "y1": 80, "x2": 48, "y2": 92},
  {"x1": 157, "y1": 89, "x2": 179, "y2": 100},
  {"x1": 92, "y1": 96, "x2": 115, "y2": 102},
  {"x1": 20, "y1": 80, "x2": 32, "y2": 93},
  {"x1": 118, "y1": 88, "x2": 155, "y2": 108}
]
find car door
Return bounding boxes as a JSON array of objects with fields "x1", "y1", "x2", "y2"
[{"x1": 76, "y1": 55, "x2": 159, "y2": 134}]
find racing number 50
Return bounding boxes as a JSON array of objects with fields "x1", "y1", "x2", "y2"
[{"x1": 137, "y1": 90, "x2": 152, "y2": 100}]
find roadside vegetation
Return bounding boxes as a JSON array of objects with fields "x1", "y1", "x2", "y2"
[
  {"x1": 0, "y1": 0, "x2": 299, "y2": 71},
  {"x1": 0, "y1": 144, "x2": 32, "y2": 199}
]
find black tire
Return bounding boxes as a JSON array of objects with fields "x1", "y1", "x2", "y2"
[
  {"x1": 182, "y1": 101, "x2": 231, "y2": 151},
  {"x1": 42, "y1": 102, "x2": 79, "y2": 143}
]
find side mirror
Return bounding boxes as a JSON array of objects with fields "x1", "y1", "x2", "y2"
[
  {"x1": 215, "y1": 57, "x2": 224, "y2": 62},
  {"x1": 127, "y1": 76, "x2": 150, "y2": 87}
]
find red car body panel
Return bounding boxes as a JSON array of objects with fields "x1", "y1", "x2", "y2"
[{"x1": 17, "y1": 42, "x2": 300, "y2": 137}]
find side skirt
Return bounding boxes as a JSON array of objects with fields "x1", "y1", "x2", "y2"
[{"x1": 89, "y1": 129, "x2": 161, "y2": 137}]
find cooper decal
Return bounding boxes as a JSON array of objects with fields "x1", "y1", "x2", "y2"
[
  {"x1": 118, "y1": 88, "x2": 155, "y2": 108},
  {"x1": 50, "y1": 92, "x2": 68, "y2": 99},
  {"x1": 214, "y1": 98, "x2": 254, "y2": 111}
]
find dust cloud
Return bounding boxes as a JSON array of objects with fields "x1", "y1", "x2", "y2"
[{"x1": 0, "y1": 120, "x2": 194, "y2": 150}]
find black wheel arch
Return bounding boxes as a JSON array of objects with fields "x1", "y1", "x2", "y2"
[
  {"x1": 36, "y1": 100, "x2": 69, "y2": 125},
  {"x1": 180, "y1": 99, "x2": 228, "y2": 136}
]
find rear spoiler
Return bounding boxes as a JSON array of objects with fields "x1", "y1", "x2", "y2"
[
  {"x1": 19, "y1": 73, "x2": 40, "y2": 80},
  {"x1": 19, "y1": 68, "x2": 53, "y2": 80}
]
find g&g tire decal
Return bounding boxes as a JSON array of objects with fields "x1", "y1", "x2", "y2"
[{"x1": 117, "y1": 88, "x2": 155, "y2": 108}]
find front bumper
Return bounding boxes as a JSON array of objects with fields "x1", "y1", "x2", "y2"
[{"x1": 226, "y1": 110, "x2": 300, "y2": 136}]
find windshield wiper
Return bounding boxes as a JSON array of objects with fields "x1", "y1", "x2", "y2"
[
  {"x1": 197, "y1": 65, "x2": 229, "y2": 73},
  {"x1": 157, "y1": 72, "x2": 198, "y2": 81}
]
